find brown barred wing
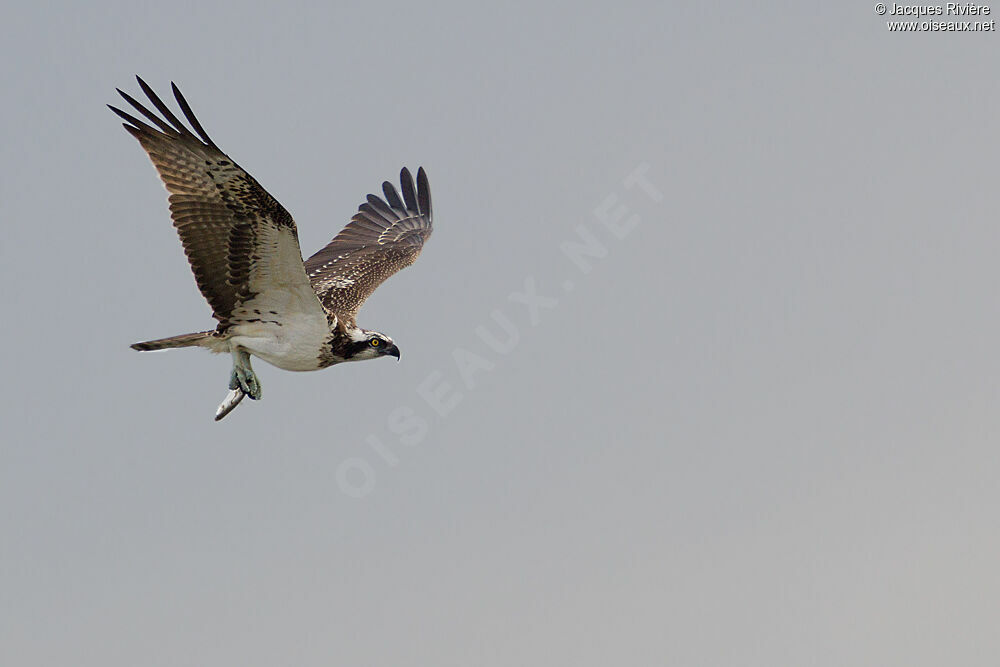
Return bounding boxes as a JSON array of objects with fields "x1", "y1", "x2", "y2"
[
  {"x1": 304, "y1": 168, "x2": 432, "y2": 327},
  {"x1": 109, "y1": 76, "x2": 320, "y2": 326}
]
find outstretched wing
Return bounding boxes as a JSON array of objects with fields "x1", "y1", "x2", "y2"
[
  {"x1": 110, "y1": 76, "x2": 324, "y2": 328},
  {"x1": 304, "y1": 168, "x2": 433, "y2": 327}
]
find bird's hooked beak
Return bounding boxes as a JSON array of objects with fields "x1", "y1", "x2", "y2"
[{"x1": 385, "y1": 344, "x2": 401, "y2": 361}]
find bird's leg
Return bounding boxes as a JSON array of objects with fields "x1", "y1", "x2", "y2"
[{"x1": 230, "y1": 347, "x2": 262, "y2": 400}]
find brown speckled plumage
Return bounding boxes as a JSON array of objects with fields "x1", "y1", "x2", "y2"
[
  {"x1": 305, "y1": 167, "x2": 432, "y2": 328},
  {"x1": 114, "y1": 77, "x2": 432, "y2": 419},
  {"x1": 110, "y1": 78, "x2": 304, "y2": 328}
]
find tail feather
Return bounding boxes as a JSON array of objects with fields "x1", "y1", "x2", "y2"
[{"x1": 131, "y1": 331, "x2": 213, "y2": 351}]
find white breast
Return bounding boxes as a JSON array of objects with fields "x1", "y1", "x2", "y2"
[{"x1": 226, "y1": 288, "x2": 331, "y2": 372}]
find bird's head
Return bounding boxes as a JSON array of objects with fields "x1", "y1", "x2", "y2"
[{"x1": 344, "y1": 328, "x2": 400, "y2": 362}]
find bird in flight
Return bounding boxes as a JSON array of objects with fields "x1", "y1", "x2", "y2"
[{"x1": 110, "y1": 77, "x2": 433, "y2": 420}]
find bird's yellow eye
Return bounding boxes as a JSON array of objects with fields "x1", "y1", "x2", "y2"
[{"x1": 370, "y1": 338, "x2": 380, "y2": 347}]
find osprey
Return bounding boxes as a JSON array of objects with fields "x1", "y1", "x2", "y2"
[{"x1": 110, "y1": 77, "x2": 433, "y2": 420}]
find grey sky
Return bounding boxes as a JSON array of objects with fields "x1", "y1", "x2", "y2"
[{"x1": 3, "y1": 2, "x2": 999, "y2": 665}]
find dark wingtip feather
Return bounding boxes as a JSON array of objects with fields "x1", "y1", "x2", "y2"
[
  {"x1": 115, "y1": 84, "x2": 183, "y2": 136},
  {"x1": 382, "y1": 180, "x2": 406, "y2": 211},
  {"x1": 366, "y1": 193, "x2": 398, "y2": 220},
  {"x1": 108, "y1": 102, "x2": 128, "y2": 119},
  {"x1": 416, "y1": 167, "x2": 431, "y2": 220},
  {"x1": 108, "y1": 103, "x2": 158, "y2": 135},
  {"x1": 399, "y1": 167, "x2": 418, "y2": 213},
  {"x1": 171, "y1": 81, "x2": 216, "y2": 147},
  {"x1": 135, "y1": 76, "x2": 190, "y2": 137}
]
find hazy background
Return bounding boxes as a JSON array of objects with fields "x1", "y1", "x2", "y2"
[{"x1": 2, "y1": 2, "x2": 999, "y2": 665}]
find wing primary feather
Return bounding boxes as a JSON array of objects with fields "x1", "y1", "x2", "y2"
[
  {"x1": 135, "y1": 75, "x2": 191, "y2": 138},
  {"x1": 115, "y1": 89, "x2": 178, "y2": 136},
  {"x1": 382, "y1": 181, "x2": 405, "y2": 211},
  {"x1": 400, "y1": 167, "x2": 417, "y2": 212},
  {"x1": 108, "y1": 103, "x2": 162, "y2": 135},
  {"x1": 171, "y1": 82, "x2": 217, "y2": 147},
  {"x1": 366, "y1": 194, "x2": 399, "y2": 220},
  {"x1": 417, "y1": 167, "x2": 431, "y2": 220}
]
